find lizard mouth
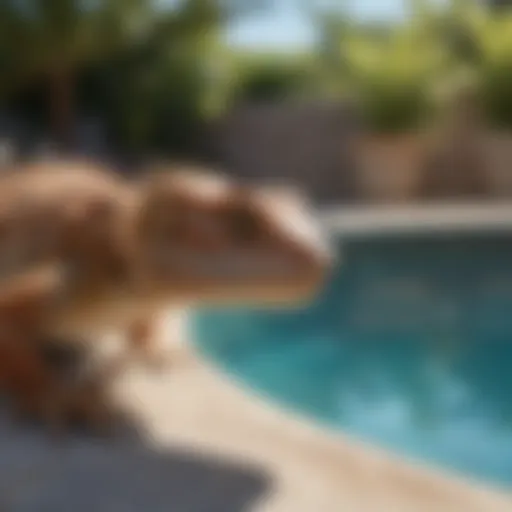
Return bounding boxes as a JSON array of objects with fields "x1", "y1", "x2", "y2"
[
  {"x1": 146, "y1": 245, "x2": 332, "y2": 306},
  {"x1": 157, "y1": 250, "x2": 304, "y2": 279}
]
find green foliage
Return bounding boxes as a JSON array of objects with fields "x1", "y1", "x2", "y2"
[
  {"x1": 4, "y1": 0, "x2": 512, "y2": 148},
  {"x1": 329, "y1": 1, "x2": 512, "y2": 132},
  {"x1": 0, "y1": 0, "x2": 156, "y2": 93},
  {"x1": 230, "y1": 54, "x2": 313, "y2": 104},
  {"x1": 83, "y1": 18, "x2": 217, "y2": 155},
  {"x1": 475, "y1": 13, "x2": 512, "y2": 128},
  {"x1": 0, "y1": 0, "x2": 262, "y2": 150},
  {"x1": 342, "y1": 27, "x2": 446, "y2": 133}
]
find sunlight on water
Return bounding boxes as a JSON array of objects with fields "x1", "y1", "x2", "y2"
[{"x1": 192, "y1": 234, "x2": 512, "y2": 488}]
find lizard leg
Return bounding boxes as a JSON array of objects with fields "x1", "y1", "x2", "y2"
[
  {"x1": 0, "y1": 264, "x2": 125, "y2": 439},
  {"x1": 126, "y1": 316, "x2": 170, "y2": 371}
]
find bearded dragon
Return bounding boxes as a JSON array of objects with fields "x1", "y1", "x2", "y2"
[
  {"x1": 0, "y1": 159, "x2": 332, "y2": 436},
  {"x1": 0, "y1": 158, "x2": 331, "y2": 334}
]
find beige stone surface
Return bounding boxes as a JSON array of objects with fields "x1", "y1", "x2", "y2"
[
  {"x1": 132, "y1": 331, "x2": 512, "y2": 512},
  {"x1": 323, "y1": 202, "x2": 512, "y2": 237},
  {"x1": 2, "y1": 308, "x2": 512, "y2": 511}
]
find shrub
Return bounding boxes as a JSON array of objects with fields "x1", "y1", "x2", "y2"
[
  {"x1": 230, "y1": 53, "x2": 314, "y2": 104},
  {"x1": 476, "y1": 13, "x2": 512, "y2": 129},
  {"x1": 343, "y1": 28, "x2": 446, "y2": 133}
]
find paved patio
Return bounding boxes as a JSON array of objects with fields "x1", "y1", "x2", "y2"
[{"x1": 1, "y1": 308, "x2": 512, "y2": 512}]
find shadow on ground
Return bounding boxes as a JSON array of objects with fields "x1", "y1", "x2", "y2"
[{"x1": 0, "y1": 409, "x2": 272, "y2": 512}]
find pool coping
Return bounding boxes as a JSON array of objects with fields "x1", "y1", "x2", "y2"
[
  {"x1": 322, "y1": 201, "x2": 512, "y2": 237},
  {"x1": 2, "y1": 310, "x2": 511, "y2": 511},
  {"x1": 183, "y1": 203, "x2": 512, "y2": 510},
  {"x1": 163, "y1": 333, "x2": 512, "y2": 511}
]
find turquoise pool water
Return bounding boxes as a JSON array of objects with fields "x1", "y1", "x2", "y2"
[{"x1": 191, "y1": 233, "x2": 512, "y2": 488}]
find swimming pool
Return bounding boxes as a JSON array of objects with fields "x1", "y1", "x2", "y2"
[{"x1": 191, "y1": 232, "x2": 512, "y2": 488}]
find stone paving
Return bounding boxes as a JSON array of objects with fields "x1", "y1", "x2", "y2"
[{"x1": 1, "y1": 310, "x2": 511, "y2": 512}]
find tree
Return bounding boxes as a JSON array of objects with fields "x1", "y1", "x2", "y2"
[
  {"x1": 0, "y1": 1, "x2": 159, "y2": 147},
  {"x1": 488, "y1": 0, "x2": 512, "y2": 9},
  {"x1": 0, "y1": 0, "x2": 268, "y2": 149},
  {"x1": 300, "y1": 0, "x2": 352, "y2": 96}
]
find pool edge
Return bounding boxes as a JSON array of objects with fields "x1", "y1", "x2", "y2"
[{"x1": 184, "y1": 337, "x2": 512, "y2": 511}]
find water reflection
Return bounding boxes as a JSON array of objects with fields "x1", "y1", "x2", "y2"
[{"x1": 192, "y1": 234, "x2": 512, "y2": 486}]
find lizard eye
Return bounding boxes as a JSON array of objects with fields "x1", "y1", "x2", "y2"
[{"x1": 228, "y1": 207, "x2": 260, "y2": 243}]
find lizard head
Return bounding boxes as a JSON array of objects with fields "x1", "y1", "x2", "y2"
[
  {"x1": 135, "y1": 167, "x2": 333, "y2": 307},
  {"x1": 0, "y1": 162, "x2": 332, "y2": 338}
]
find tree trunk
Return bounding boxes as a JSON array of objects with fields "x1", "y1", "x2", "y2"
[{"x1": 48, "y1": 66, "x2": 75, "y2": 150}]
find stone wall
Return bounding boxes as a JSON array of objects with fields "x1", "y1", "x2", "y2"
[
  {"x1": 3, "y1": 104, "x2": 512, "y2": 205},
  {"x1": 358, "y1": 132, "x2": 512, "y2": 203},
  {"x1": 206, "y1": 101, "x2": 363, "y2": 205},
  {"x1": 208, "y1": 102, "x2": 512, "y2": 205},
  {"x1": 483, "y1": 133, "x2": 512, "y2": 197}
]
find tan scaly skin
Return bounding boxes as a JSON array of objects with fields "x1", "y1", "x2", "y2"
[
  {"x1": 0, "y1": 159, "x2": 333, "y2": 436},
  {"x1": 0, "y1": 160, "x2": 332, "y2": 341}
]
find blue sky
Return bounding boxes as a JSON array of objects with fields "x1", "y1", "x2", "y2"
[{"x1": 225, "y1": 0, "x2": 410, "y2": 51}]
